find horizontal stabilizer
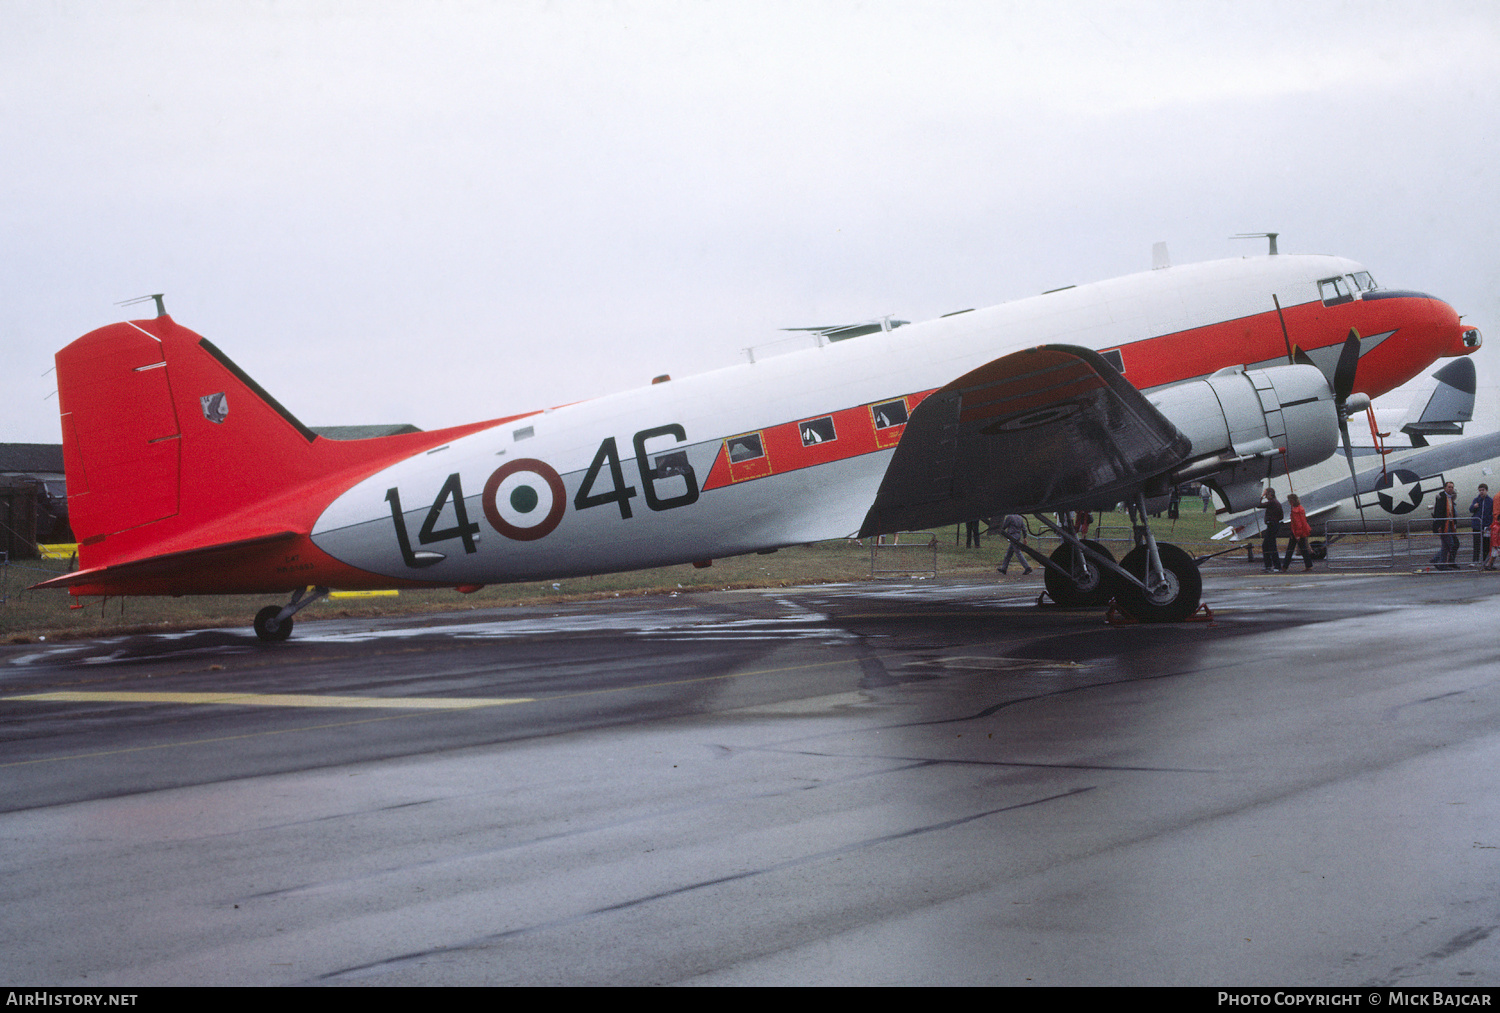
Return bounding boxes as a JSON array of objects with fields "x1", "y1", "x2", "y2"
[
  {"x1": 1401, "y1": 355, "x2": 1475, "y2": 439},
  {"x1": 29, "y1": 532, "x2": 299, "y2": 592}
]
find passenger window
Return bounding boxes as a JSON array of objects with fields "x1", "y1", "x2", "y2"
[
  {"x1": 799, "y1": 416, "x2": 837, "y2": 446},
  {"x1": 871, "y1": 399, "x2": 908, "y2": 429},
  {"x1": 1350, "y1": 271, "x2": 1376, "y2": 292},
  {"x1": 727, "y1": 434, "x2": 765, "y2": 463},
  {"x1": 1319, "y1": 277, "x2": 1353, "y2": 306}
]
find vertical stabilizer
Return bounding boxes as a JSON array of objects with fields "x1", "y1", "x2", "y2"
[
  {"x1": 53, "y1": 315, "x2": 508, "y2": 582},
  {"x1": 56, "y1": 321, "x2": 183, "y2": 542}
]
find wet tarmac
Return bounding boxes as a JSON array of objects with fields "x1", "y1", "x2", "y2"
[{"x1": 2, "y1": 566, "x2": 1499, "y2": 985}]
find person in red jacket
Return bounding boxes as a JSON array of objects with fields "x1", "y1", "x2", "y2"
[
  {"x1": 1282, "y1": 492, "x2": 1314, "y2": 571},
  {"x1": 1489, "y1": 491, "x2": 1500, "y2": 570}
]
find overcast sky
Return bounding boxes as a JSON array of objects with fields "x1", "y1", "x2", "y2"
[{"x1": 4, "y1": 1, "x2": 1497, "y2": 444}]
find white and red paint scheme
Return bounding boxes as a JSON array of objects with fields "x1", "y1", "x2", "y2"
[{"x1": 35, "y1": 253, "x2": 1480, "y2": 633}]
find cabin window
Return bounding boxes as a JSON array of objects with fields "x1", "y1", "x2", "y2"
[
  {"x1": 727, "y1": 433, "x2": 765, "y2": 462},
  {"x1": 799, "y1": 416, "x2": 836, "y2": 446},
  {"x1": 1349, "y1": 271, "x2": 1377, "y2": 293},
  {"x1": 872, "y1": 399, "x2": 908, "y2": 429},
  {"x1": 1318, "y1": 276, "x2": 1353, "y2": 306}
]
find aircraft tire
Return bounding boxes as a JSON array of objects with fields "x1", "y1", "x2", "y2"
[
  {"x1": 1114, "y1": 543, "x2": 1202, "y2": 622},
  {"x1": 254, "y1": 605, "x2": 293, "y2": 643},
  {"x1": 1043, "y1": 539, "x2": 1115, "y2": 607}
]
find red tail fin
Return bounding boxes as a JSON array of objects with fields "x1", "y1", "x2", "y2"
[{"x1": 50, "y1": 315, "x2": 511, "y2": 594}]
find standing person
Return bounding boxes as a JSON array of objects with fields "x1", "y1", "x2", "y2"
[
  {"x1": 1282, "y1": 492, "x2": 1314, "y2": 571},
  {"x1": 1471, "y1": 484, "x2": 1493, "y2": 567},
  {"x1": 965, "y1": 519, "x2": 982, "y2": 548},
  {"x1": 1201, "y1": 485, "x2": 1213, "y2": 512},
  {"x1": 1076, "y1": 509, "x2": 1092, "y2": 538},
  {"x1": 1261, "y1": 488, "x2": 1285, "y2": 572},
  {"x1": 998, "y1": 514, "x2": 1032, "y2": 575},
  {"x1": 1431, "y1": 481, "x2": 1460, "y2": 570},
  {"x1": 1490, "y1": 490, "x2": 1500, "y2": 570}
]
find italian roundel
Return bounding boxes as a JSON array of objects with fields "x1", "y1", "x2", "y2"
[{"x1": 483, "y1": 459, "x2": 566, "y2": 540}]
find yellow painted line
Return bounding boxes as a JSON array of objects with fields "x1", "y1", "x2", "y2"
[
  {"x1": 329, "y1": 590, "x2": 400, "y2": 599},
  {"x1": 6, "y1": 647, "x2": 1051, "y2": 770},
  {"x1": 0, "y1": 656, "x2": 872, "y2": 769},
  {"x1": 1, "y1": 691, "x2": 531, "y2": 710}
]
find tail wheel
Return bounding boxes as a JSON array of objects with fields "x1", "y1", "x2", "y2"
[
  {"x1": 1114, "y1": 543, "x2": 1202, "y2": 622},
  {"x1": 254, "y1": 605, "x2": 293, "y2": 643},
  {"x1": 1043, "y1": 539, "x2": 1115, "y2": 607}
]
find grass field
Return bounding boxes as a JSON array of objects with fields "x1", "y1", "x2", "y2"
[{"x1": 0, "y1": 507, "x2": 1230, "y2": 642}]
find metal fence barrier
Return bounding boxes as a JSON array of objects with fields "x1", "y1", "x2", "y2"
[
  {"x1": 871, "y1": 532, "x2": 939, "y2": 577},
  {"x1": 1321, "y1": 518, "x2": 1486, "y2": 571},
  {"x1": 1323, "y1": 518, "x2": 1398, "y2": 570}
]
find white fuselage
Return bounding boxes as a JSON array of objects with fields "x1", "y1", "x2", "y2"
[{"x1": 309, "y1": 255, "x2": 1372, "y2": 582}]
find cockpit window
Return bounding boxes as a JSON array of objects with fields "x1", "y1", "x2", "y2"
[
  {"x1": 1318, "y1": 276, "x2": 1353, "y2": 306},
  {"x1": 1349, "y1": 271, "x2": 1377, "y2": 292}
]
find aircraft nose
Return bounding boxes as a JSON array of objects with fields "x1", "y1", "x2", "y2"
[
  {"x1": 1436, "y1": 298, "x2": 1480, "y2": 356},
  {"x1": 1422, "y1": 295, "x2": 1477, "y2": 357}
]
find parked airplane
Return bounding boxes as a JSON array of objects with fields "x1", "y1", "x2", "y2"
[
  {"x1": 1214, "y1": 430, "x2": 1500, "y2": 547},
  {"x1": 33, "y1": 252, "x2": 1480, "y2": 637},
  {"x1": 1213, "y1": 355, "x2": 1481, "y2": 542}
]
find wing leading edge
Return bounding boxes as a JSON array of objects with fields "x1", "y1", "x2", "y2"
[{"x1": 859, "y1": 345, "x2": 1192, "y2": 536}]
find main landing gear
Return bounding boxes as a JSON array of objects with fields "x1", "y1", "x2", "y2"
[
  {"x1": 1022, "y1": 494, "x2": 1203, "y2": 622},
  {"x1": 253, "y1": 586, "x2": 330, "y2": 642},
  {"x1": 1042, "y1": 539, "x2": 1115, "y2": 607}
]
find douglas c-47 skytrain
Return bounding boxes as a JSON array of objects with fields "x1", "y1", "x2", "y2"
[{"x1": 34, "y1": 247, "x2": 1481, "y2": 637}]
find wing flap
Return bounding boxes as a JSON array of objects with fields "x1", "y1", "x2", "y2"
[{"x1": 860, "y1": 345, "x2": 1192, "y2": 535}]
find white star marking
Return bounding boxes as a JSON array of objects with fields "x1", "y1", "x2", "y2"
[{"x1": 1377, "y1": 473, "x2": 1423, "y2": 512}]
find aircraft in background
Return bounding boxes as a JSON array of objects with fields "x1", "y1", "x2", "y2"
[
  {"x1": 1211, "y1": 429, "x2": 1500, "y2": 565},
  {"x1": 33, "y1": 250, "x2": 1480, "y2": 637},
  {"x1": 1214, "y1": 356, "x2": 1483, "y2": 542}
]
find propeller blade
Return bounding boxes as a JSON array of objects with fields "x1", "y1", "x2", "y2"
[
  {"x1": 1332, "y1": 328, "x2": 1361, "y2": 403},
  {"x1": 1338, "y1": 412, "x2": 1368, "y2": 528},
  {"x1": 1274, "y1": 294, "x2": 1295, "y2": 364}
]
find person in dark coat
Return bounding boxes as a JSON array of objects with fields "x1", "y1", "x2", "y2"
[
  {"x1": 1261, "y1": 488, "x2": 1284, "y2": 572},
  {"x1": 1470, "y1": 483, "x2": 1492, "y2": 566},
  {"x1": 1431, "y1": 481, "x2": 1460, "y2": 570}
]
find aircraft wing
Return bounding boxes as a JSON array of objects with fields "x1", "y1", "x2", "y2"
[
  {"x1": 859, "y1": 344, "x2": 1192, "y2": 536},
  {"x1": 1212, "y1": 501, "x2": 1343, "y2": 541}
]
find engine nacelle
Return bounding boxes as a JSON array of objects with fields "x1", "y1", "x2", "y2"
[{"x1": 1148, "y1": 364, "x2": 1339, "y2": 511}]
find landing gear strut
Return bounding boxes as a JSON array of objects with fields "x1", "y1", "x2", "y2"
[
  {"x1": 1110, "y1": 493, "x2": 1202, "y2": 621},
  {"x1": 253, "y1": 586, "x2": 329, "y2": 642},
  {"x1": 1114, "y1": 542, "x2": 1202, "y2": 621},
  {"x1": 1028, "y1": 493, "x2": 1203, "y2": 621},
  {"x1": 1043, "y1": 539, "x2": 1116, "y2": 607}
]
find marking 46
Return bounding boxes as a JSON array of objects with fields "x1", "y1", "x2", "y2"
[{"x1": 386, "y1": 425, "x2": 700, "y2": 565}]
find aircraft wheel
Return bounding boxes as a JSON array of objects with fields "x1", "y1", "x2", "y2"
[
  {"x1": 254, "y1": 605, "x2": 293, "y2": 643},
  {"x1": 1114, "y1": 543, "x2": 1202, "y2": 622},
  {"x1": 1043, "y1": 539, "x2": 1115, "y2": 607}
]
